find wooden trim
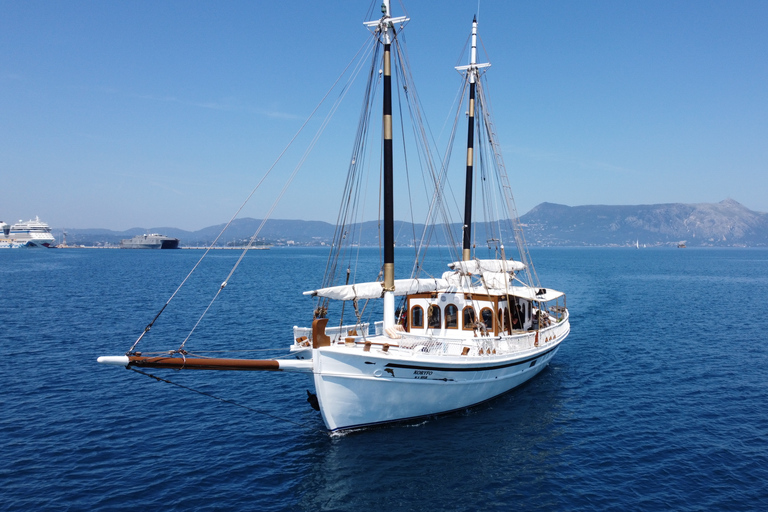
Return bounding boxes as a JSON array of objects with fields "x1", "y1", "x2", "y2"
[
  {"x1": 411, "y1": 304, "x2": 424, "y2": 328},
  {"x1": 427, "y1": 303, "x2": 441, "y2": 329},
  {"x1": 127, "y1": 356, "x2": 280, "y2": 371},
  {"x1": 445, "y1": 303, "x2": 459, "y2": 329},
  {"x1": 312, "y1": 318, "x2": 331, "y2": 348},
  {"x1": 480, "y1": 307, "x2": 495, "y2": 335},
  {"x1": 407, "y1": 292, "x2": 435, "y2": 300},
  {"x1": 462, "y1": 305, "x2": 476, "y2": 331}
]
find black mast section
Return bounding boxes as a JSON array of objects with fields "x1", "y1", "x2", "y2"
[
  {"x1": 461, "y1": 15, "x2": 482, "y2": 262},
  {"x1": 462, "y1": 79, "x2": 476, "y2": 261},
  {"x1": 383, "y1": 40, "x2": 394, "y2": 288}
]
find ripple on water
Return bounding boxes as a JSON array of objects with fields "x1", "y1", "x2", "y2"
[{"x1": 2, "y1": 248, "x2": 768, "y2": 511}]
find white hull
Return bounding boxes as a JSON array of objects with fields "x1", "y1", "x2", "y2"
[
  {"x1": 311, "y1": 320, "x2": 568, "y2": 431},
  {"x1": 0, "y1": 241, "x2": 26, "y2": 249},
  {"x1": 0, "y1": 238, "x2": 55, "y2": 248}
]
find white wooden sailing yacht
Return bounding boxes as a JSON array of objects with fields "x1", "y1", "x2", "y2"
[{"x1": 99, "y1": 3, "x2": 570, "y2": 432}]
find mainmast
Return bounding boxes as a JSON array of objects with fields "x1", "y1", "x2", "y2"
[
  {"x1": 365, "y1": 1, "x2": 408, "y2": 329},
  {"x1": 456, "y1": 16, "x2": 490, "y2": 261}
]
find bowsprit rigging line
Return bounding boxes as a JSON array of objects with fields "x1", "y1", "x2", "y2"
[
  {"x1": 127, "y1": 36, "x2": 376, "y2": 356},
  {"x1": 129, "y1": 367, "x2": 329, "y2": 435}
]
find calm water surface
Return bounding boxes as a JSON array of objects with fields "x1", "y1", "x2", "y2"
[{"x1": 1, "y1": 247, "x2": 767, "y2": 511}]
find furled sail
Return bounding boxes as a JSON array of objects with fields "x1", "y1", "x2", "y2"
[
  {"x1": 506, "y1": 286, "x2": 565, "y2": 301},
  {"x1": 448, "y1": 259, "x2": 526, "y2": 274},
  {"x1": 304, "y1": 278, "x2": 449, "y2": 300}
]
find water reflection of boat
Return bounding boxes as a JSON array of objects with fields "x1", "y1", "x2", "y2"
[{"x1": 99, "y1": 2, "x2": 569, "y2": 433}]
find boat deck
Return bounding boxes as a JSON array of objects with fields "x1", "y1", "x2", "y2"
[{"x1": 292, "y1": 310, "x2": 569, "y2": 360}]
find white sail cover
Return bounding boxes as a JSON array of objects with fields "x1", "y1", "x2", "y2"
[
  {"x1": 393, "y1": 278, "x2": 449, "y2": 295},
  {"x1": 481, "y1": 271, "x2": 511, "y2": 289},
  {"x1": 304, "y1": 278, "x2": 449, "y2": 300},
  {"x1": 448, "y1": 259, "x2": 525, "y2": 274},
  {"x1": 506, "y1": 286, "x2": 565, "y2": 302},
  {"x1": 442, "y1": 271, "x2": 469, "y2": 287}
]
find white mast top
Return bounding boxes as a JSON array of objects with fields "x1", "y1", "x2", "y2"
[
  {"x1": 364, "y1": 0, "x2": 409, "y2": 43},
  {"x1": 455, "y1": 16, "x2": 490, "y2": 83}
]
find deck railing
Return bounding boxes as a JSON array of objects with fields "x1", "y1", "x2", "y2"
[
  {"x1": 294, "y1": 311, "x2": 569, "y2": 358},
  {"x1": 372, "y1": 313, "x2": 569, "y2": 357},
  {"x1": 293, "y1": 322, "x2": 371, "y2": 344}
]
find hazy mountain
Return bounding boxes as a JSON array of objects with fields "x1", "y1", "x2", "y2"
[
  {"x1": 519, "y1": 199, "x2": 768, "y2": 247},
  {"x1": 54, "y1": 199, "x2": 768, "y2": 247}
]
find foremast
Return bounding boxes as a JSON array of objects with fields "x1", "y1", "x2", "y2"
[
  {"x1": 364, "y1": 1, "x2": 408, "y2": 329},
  {"x1": 456, "y1": 16, "x2": 490, "y2": 261}
]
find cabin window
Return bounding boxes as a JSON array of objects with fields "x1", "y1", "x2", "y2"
[
  {"x1": 427, "y1": 304, "x2": 441, "y2": 328},
  {"x1": 480, "y1": 307, "x2": 494, "y2": 331},
  {"x1": 509, "y1": 302, "x2": 521, "y2": 329},
  {"x1": 411, "y1": 305, "x2": 424, "y2": 328},
  {"x1": 445, "y1": 304, "x2": 458, "y2": 329},
  {"x1": 504, "y1": 306, "x2": 515, "y2": 331},
  {"x1": 497, "y1": 308, "x2": 504, "y2": 331},
  {"x1": 462, "y1": 306, "x2": 476, "y2": 330}
]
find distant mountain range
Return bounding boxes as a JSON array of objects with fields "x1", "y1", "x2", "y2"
[
  {"x1": 519, "y1": 199, "x2": 768, "y2": 247},
  {"x1": 55, "y1": 199, "x2": 768, "y2": 248}
]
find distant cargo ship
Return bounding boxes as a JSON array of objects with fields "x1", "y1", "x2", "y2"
[
  {"x1": 120, "y1": 234, "x2": 180, "y2": 249},
  {"x1": 0, "y1": 217, "x2": 56, "y2": 248}
]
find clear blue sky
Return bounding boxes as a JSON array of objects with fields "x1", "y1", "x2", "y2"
[{"x1": 2, "y1": 0, "x2": 766, "y2": 231}]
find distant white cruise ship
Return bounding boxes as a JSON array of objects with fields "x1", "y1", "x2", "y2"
[{"x1": 0, "y1": 217, "x2": 56, "y2": 248}]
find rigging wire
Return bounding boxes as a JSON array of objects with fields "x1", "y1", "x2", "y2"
[
  {"x1": 318, "y1": 38, "x2": 382, "y2": 315},
  {"x1": 129, "y1": 367, "x2": 328, "y2": 435},
  {"x1": 179, "y1": 36, "x2": 378, "y2": 352},
  {"x1": 475, "y1": 77, "x2": 540, "y2": 288},
  {"x1": 392, "y1": 34, "x2": 419, "y2": 268},
  {"x1": 395, "y1": 40, "x2": 465, "y2": 275},
  {"x1": 128, "y1": 34, "x2": 376, "y2": 354}
]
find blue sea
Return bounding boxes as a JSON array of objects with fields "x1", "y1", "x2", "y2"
[{"x1": 2, "y1": 247, "x2": 767, "y2": 511}]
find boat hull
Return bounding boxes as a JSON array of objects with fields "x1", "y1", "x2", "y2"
[
  {"x1": 0, "y1": 240, "x2": 55, "y2": 248},
  {"x1": 120, "y1": 234, "x2": 180, "y2": 249},
  {"x1": 313, "y1": 337, "x2": 564, "y2": 431}
]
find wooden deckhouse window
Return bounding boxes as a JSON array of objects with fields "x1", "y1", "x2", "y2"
[
  {"x1": 462, "y1": 306, "x2": 476, "y2": 330},
  {"x1": 445, "y1": 304, "x2": 458, "y2": 329},
  {"x1": 504, "y1": 306, "x2": 515, "y2": 332},
  {"x1": 411, "y1": 305, "x2": 424, "y2": 328},
  {"x1": 428, "y1": 304, "x2": 441, "y2": 328},
  {"x1": 480, "y1": 307, "x2": 494, "y2": 331}
]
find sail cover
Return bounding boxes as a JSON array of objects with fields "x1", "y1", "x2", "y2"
[
  {"x1": 506, "y1": 286, "x2": 565, "y2": 302},
  {"x1": 304, "y1": 278, "x2": 449, "y2": 300},
  {"x1": 448, "y1": 259, "x2": 526, "y2": 274}
]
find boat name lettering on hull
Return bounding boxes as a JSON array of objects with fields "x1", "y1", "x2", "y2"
[{"x1": 413, "y1": 370, "x2": 433, "y2": 379}]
